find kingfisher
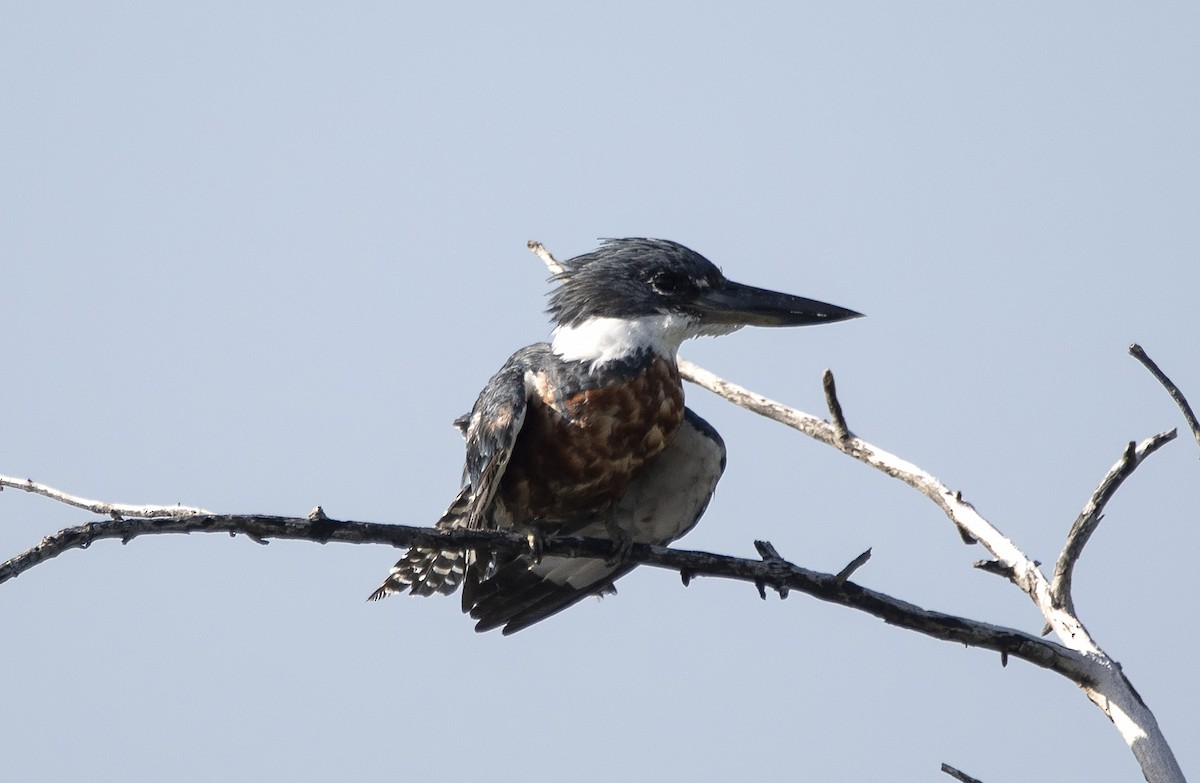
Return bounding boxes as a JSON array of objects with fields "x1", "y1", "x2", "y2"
[{"x1": 369, "y1": 238, "x2": 861, "y2": 633}]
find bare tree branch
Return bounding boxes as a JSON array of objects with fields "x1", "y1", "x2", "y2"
[
  {"x1": 1049, "y1": 432, "x2": 1177, "y2": 616},
  {"x1": 674, "y1": 360, "x2": 1185, "y2": 783},
  {"x1": 1130, "y1": 343, "x2": 1200, "y2": 453},
  {"x1": 679, "y1": 361, "x2": 1074, "y2": 622},
  {"x1": 0, "y1": 474, "x2": 211, "y2": 517},
  {"x1": 0, "y1": 508, "x2": 1091, "y2": 682}
]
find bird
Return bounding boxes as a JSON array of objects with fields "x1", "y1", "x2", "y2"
[{"x1": 369, "y1": 238, "x2": 861, "y2": 634}]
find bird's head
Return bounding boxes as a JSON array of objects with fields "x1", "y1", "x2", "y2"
[{"x1": 548, "y1": 238, "x2": 861, "y2": 365}]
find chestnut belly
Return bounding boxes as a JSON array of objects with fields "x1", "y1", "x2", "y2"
[{"x1": 500, "y1": 356, "x2": 684, "y2": 520}]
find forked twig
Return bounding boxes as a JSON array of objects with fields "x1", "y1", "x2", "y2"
[{"x1": 1048, "y1": 431, "x2": 1176, "y2": 617}]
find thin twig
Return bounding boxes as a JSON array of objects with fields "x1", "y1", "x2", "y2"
[
  {"x1": 754, "y1": 539, "x2": 786, "y2": 563},
  {"x1": 1048, "y1": 431, "x2": 1176, "y2": 616},
  {"x1": 822, "y1": 369, "x2": 850, "y2": 441},
  {"x1": 835, "y1": 548, "x2": 872, "y2": 585},
  {"x1": 974, "y1": 559, "x2": 1015, "y2": 580},
  {"x1": 0, "y1": 475, "x2": 211, "y2": 518},
  {"x1": 941, "y1": 762, "x2": 985, "y2": 783},
  {"x1": 1130, "y1": 343, "x2": 1200, "y2": 452},
  {"x1": 528, "y1": 239, "x2": 565, "y2": 275}
]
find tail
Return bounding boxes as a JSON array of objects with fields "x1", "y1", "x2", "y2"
[
  {"x1": 368, "y1": 488, "x2": 472, "y2": 601},
  {"x1": 368, "y1": 547, "x2": 466, "y2": 600}
]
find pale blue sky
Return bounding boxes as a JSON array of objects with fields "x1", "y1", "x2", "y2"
[{"x1": 2, "y1": 3, "x2": 1198, "y2": 781}]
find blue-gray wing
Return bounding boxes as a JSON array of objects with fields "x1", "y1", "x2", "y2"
[
  {"x1": 468, "y1": 407, "x2": 727, "y2": 634},
  {"x1": 368, "y1": 346, "x2": 542, "y2": 601},
  {"x1": 457, "y1": 344, "x2": 555, "y2": 529}
]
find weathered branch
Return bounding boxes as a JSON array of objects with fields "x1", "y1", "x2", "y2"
[
  {"x1": 674, "y1": 360, "x2": 1184, "y2": 783},
  {"x1": 0, "y1": 474, "x2": 211, "y2": 517},
  {"x1": 1130, "y1": 343, "x2": 1200, "y2": 453},
  {"x1": 680, "y1": 360, "x2": 1077, "y2": 621},
  {"x1": 1049, "y1": 432, "x2": 1177, "y2": 616},
  {"x1": 0, "y1": 510, "x2": 1091, "y2": 682},
  {"x1": 527, "y1": 239, "x2": 565, "y2": 275}
]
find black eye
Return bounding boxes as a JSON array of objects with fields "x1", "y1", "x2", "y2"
[{"x1": 650, "y1": 271, "x2": 689, "y2": 296}]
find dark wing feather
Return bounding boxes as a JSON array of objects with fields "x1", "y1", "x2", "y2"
[
  {"x1": 458, "y1": 348, "x2": 538, "y2": 527},
  {"x1": 468, "y1": 407, "x2": 727, "y2": 634},
  {"x1": 368, "y1": 346, "x2": 540, "y2": 601}
]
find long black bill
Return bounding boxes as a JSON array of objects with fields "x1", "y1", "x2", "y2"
[{"x1": 694, "y1": 279, "x2": 863, "y2": 327}]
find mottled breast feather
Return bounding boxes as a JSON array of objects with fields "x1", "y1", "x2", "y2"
[{"x1": 498, "y1": 353, "x2": 684, "y2": 523}]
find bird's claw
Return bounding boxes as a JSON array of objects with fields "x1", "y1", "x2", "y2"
[
  {"x1": 604, "y1": 522, "x2": 634, "y2": 566},
  {"x1": 607, "y1": 535, "x2": 633, "y2": 566},
  {"x1": 526, "y1": 530, "x2": 545, "y2": 565}
]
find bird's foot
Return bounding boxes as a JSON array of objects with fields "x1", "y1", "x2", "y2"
[
  {"x1": 604, "y1": 519, "x2": 634, "y2": 566},
  {"x1": 526, "y1": 530, "x2": 546, "y2": 565}
]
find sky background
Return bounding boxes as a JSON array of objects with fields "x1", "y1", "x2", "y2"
[{"x1": 2, "y1": 3, "x2": 1198, "y2": 781}]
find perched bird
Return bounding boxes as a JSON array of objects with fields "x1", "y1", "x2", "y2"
[{"x1": 370, "y1": 238, "x2": 860, "y2": 633}]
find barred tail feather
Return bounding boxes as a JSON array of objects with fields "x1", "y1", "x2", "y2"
[
  {"x1": 370, "y1": 488, "x2": 473, "y2": 602},
  {"x1": 368, "y1": 547, "x2": 466, "y2": 600}
]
